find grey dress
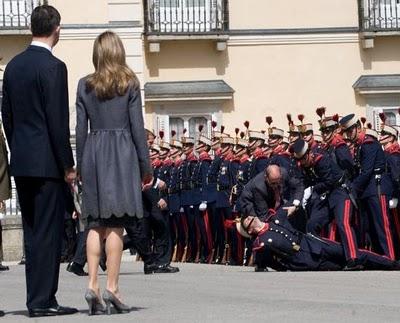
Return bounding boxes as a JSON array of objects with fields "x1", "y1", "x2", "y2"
[{"x1": 75, "y1": 78, "x2": 151, "y2": 228}]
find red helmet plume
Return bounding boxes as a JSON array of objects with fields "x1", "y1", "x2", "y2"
[
  {"x1": 244, "y1": 121, "x2": 250, "y2": 129},
  {"x1": 171, "y1": 130, "x2": 176, "y2": 138},
  {"x1": 297, "y1": 114, "x2": 305, "y2": 123},
  {"x1": 211, "y1": 121, "x2": 217, "y2": 129},
  {"x1": 379, "y1": 112, "x2": 386, "y2": 124},
  {"x1": 316, "y1": 107, "x2": 326, "y2": 119},
  {"x1": 221, "y1": 125, "x2": 225, "y2": 133},
  {"x1": 332, "y1": 114, "x2": 339, "y2": 122},
  {"x1": 266, "y1": 116, "x2": 273, "y2": 126},
  {"x1": 159, "y1": 131, "x2": 164, "y2": 139},
  {"x1": 240, "y1": 131, "x2": 245, "y2": 139},
  {"x1": 198, "y1": 124, "x2": 204, "y2": 133},
  {"x1": 360, "y1": 117, "x2": 366, "y2": 126}
]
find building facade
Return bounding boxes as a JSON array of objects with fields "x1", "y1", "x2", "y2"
[{"x1": 143, "y1": 0, "x2": 400, "y2": 139}]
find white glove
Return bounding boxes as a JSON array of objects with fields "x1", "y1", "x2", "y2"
[
  {"x1": 199, "y1": 201, "x2": 207, "y2": 211},
  {"x1": 389, "y1": 198, "x2": 398, "y2": 209},
  {"x1": 179, "y1": 207, "x2": 184, "y2": 213},
  {"x1": 302, "y1": 187, "x2": 313, "y2": 208}
]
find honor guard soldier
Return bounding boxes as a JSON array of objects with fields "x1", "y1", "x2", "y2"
[
  {"x1": 244, "y1": 121, "x2": 269, "y2": 178},
  {"x1": 293, "y1": 139, "x2": 361, "y2": 269},
  {"x1": 232, "y1": 131, "x2": 250, "y2": 212},
  {"x1": 207, "y1": 123, "x2": 227, "y2": 263},
  {"x1": 178, "y1": 129, "x2": 197, "y2": 262},
  {"x1": 191, "y1": 125, "x2": 214, "y2": 263},
  {"x1": 266, "y1": 116, "x2": 292, "y2": 171},
  {"x1": 237, "y1": 209, "x2": 400, "y2": 271},
  {"x1": 231, "y1": 131, "x2": 249, "y2": 264},
  {"x1": 297, "y1": 114, "x2": 321, "y2": 152},
  {"x1": 216, "y1": 135, "x2": 239, "y2": 264},
  {"x1": 378, "y1": 113, "x2": 400, "y2": 254},
  {"x1": 340, "y1": 114, "x2": 395, "y2": 259},
  {"x1": 167, "y1": 131, "x2": 186, "y2": 262},
  {"x1": 286, "y1": 114, "x2": 301, "y2": 144}
]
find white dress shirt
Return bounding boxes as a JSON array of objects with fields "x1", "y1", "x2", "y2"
[{"x1": 31, "y1": 40, "x2": 52, "y2": 53}]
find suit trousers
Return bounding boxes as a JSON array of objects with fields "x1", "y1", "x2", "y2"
[{"x1": 15, "y1": 177, "x2": 65, "y2": 310}]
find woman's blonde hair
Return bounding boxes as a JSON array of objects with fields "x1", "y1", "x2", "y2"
[{"x1": 86, "y1": 31, "x2": 138, "y2": 100}]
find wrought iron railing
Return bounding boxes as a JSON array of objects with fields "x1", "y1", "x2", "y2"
[
  {"x1": 360, "y1": 0, "x2": 400, "y2": 31},
  {"x1": 0, "y1": 0, "x2": 45, "y2": 29},
  {"x1": 144, "y1": 0, "x2": 229, "y2": 34}
]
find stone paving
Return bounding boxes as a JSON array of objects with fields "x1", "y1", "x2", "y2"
[{"x1": 1, "y1": 259, "x2": 400, "y2": 322}]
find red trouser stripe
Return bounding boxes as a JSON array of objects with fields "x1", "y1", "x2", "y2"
[
  {"x1": 203, "y1": 210, "x2": 213, "y2": 251},
  {"x1": 380, "y1": 195, "x2": 395, "y2": 260},
  {"x1": 343, "y1": 199, "x2": 357, "y2": 259},
  {"x1": 329, "y1": 220, "x2": 337, "y2": 241},
  {"x1": 392, "y1": 208, "x2": 400, "y2": 243}
]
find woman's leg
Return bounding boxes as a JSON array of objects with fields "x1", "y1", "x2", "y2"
[
  {"x1": 87, "y1": 227, "x2": 105, "y2": 294},
  {"x1": 104, "y1": 227, "x2": 124, "y2": 296}
]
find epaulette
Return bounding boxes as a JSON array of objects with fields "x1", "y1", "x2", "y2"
[
  {"x1": 385, "y1": 143, "x2": 400, "y2": 155},
  {"x1": 331, "y1": 134, "x2": 346, "y2": 148},
  {"x1": 362, "y1": 136, "x2": 375, "y2": 145}
]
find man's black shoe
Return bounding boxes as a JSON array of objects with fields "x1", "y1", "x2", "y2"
[
  {"x1": 66, "y1": 262, "x2": 88, "y2": 276},
  {"x1": 144, "y1": 263, "x2": 157, "y2": 275},
  {"x1": 153, "y1": 264, "x2": 180, "y2": 274},
  {"x1": 0, "y1": 264, "x2": 9, "y2": 271},
  {"x1": 28, "y1": 305, "x2": 78, "y2": 317},
  {"x1": 0, "y1": 310, "x2": 4, "y2": 317},
  {"x1": 343, "y1": 259, "x2": 364, "y2": 271},
  {"x1": 18, "y1": 257, "x2": 25, "y2": 265}
]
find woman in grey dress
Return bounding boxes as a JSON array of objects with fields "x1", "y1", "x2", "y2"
[{"x1": 76, "y1": 31, "x2": 152, "y2": 315}]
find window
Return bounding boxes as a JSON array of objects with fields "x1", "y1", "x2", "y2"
[
  {"x1": 372, "y1": 108, "x2": 400, "y2": 131},
  {"x1": 170, "y1": 117, "x2": 184, "y2": 138},
  {"x1": 185, "y1": 0, "x2": 205, "y2": 7},
  {"x1": 384, "y1": 112, "x2": 397, "y2": 126},
  {"x1": 189, "y1": 117, "x2": 207, "y2": 138}
]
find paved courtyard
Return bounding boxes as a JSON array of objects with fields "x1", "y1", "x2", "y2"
[{"x1": 1, "y1": 258, "x2": 400, "y2": 322}]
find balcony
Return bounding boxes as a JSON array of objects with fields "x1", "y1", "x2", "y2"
[
  {"x1": 360, "y1": 0, "x2": 400, "y2": 33},
  {"x1": 144, "y1": 0, "x2": 229, "y2": 36},
  {"x1": 0, "y1": 0, "x2": 45, "y2": 33}
]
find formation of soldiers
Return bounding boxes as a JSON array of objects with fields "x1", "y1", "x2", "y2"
[{"x1": 148, "y1": 107, "x2": 400, "y2": 269}]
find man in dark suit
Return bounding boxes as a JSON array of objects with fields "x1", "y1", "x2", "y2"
[{"x1": 1, "y1": 5, "x2": 77, "y2": 317}]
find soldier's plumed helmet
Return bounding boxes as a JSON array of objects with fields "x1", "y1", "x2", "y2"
[
  {"x1": 339, "y1": 114, "x2": 358, "y2": 130},
  {"x1": 292, "y1": 139, "x2": 309, "y2": 159}
]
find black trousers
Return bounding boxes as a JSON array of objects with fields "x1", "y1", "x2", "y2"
[
  {"x1": 72, "y1": 228, "x2": 88, "y2": 266},
  {"x1": 123, "y1": 217, "x2": 153, "y2": 265},
  {"x1": 123, "y1": 191, "x2": 172, "y2": 266},
  {"x1": 15, "y1": 177, "x2": 65, "y2": 310}
]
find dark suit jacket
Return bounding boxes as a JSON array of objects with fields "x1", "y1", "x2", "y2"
[
  {"x1": 239, "y1": 168, "x2": 304, "y2": 221},
  {"x1": 1, "y1": 45, "x2": 74, "y2": 178}
]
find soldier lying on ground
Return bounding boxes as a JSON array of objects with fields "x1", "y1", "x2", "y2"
[{"x1": 236, "y1": 208, "x2": 400, "y2": 271}]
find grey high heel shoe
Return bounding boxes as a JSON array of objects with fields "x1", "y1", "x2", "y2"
[
  {"x1": 85, "y1": 289, "x2": 105, "y2": 315},
  {"x1": 102, "y1": 290, "x2": 130, "y2": 315}
]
